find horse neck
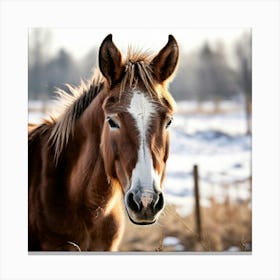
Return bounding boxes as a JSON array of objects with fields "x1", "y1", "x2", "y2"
[{"x1": 63, "y1": 90, "x2": 110, "y2": 208}]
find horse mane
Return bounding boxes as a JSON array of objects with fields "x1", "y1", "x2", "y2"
[
  {"x1": 46, "y1": 48, "x2": 175, "y2": 163},
  {"x1": 48, "y1": 70, "x2": 104, "y2": 162}
]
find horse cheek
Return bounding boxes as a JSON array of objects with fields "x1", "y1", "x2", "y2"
[{"x1": 101, "y1": 130, "x2": 116, "y2": 179}]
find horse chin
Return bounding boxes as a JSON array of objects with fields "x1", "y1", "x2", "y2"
[
  {"x1": 127, "y1": 214, "x2": 156, "y2": 226},
  {"x1": 125, "y1": 207, "x2": 157, "y2": 226}
]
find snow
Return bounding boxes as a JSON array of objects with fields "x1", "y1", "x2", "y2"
[
  {"x1": 162, "y1": 236, "x2": 181, "y2": 246},
  {"x1": 162, "y1": 236, "x2": 185, "y2": 251},
  {"x1": 165, "y1": 101, "x2": 251, "y2": 216},
  {"x1": 28, "y1": 112, "x2": 46, "y2": 123},
  {"x1": 227, "y1": 246, "x2": 240, "y2": 252},
  {"x1": 28, "y1": 100, "x2": 251, "y2": 217}
]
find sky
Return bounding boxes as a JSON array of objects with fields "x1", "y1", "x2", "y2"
[{"x1": 30, "y1": 28, "x2": 249, "y2": 66}]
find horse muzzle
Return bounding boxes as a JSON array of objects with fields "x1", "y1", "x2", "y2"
[{"x1": 124, "y1": 189, "x2": 164, "y2": 225}]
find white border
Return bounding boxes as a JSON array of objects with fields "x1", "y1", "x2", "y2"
[{"x1": 1, "y1": 1, "x2": 279, "y2": 280}]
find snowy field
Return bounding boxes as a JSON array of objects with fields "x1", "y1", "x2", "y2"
[
  {"x1": 28, "y1": 100, "x2": 251, "y2": 217},
  {"x1": 166, "y1": 106, "x2": 251, "y2": 216}
]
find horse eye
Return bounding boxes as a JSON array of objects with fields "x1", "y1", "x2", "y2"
[
  {"x1": 165, "y1": 118, "x2": 173, "y2": 129},
  {"x1": 107, "y1": 117, "x2": 120, "y2": 129}
]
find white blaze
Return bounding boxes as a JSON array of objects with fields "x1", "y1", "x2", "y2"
[{"x1": 127, "y1": 91, "x2": 160, "y2": 192}]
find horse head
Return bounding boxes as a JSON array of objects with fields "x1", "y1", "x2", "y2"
[{"x1": 99, "y1": 34, "x2": 179, "y2": 225}]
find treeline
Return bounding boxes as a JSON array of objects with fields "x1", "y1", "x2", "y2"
[
  {"x1": 29, "y1": 31, "x2": 251, "y2": 104},
  {"x1": 28, "y1": 48, "x2": 97, "y2": 100}
]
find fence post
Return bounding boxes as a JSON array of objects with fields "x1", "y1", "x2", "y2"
[{"x1": 193, "y1": 164, "x2": 202, "y2": 240}]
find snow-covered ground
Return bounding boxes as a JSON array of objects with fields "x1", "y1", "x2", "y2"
[
  {"x1": 28, "y1": 100, "x2": 251, "y2": 216},
  {"x1": 165, "y1": 103, "x2": 251, "y2": 216}
]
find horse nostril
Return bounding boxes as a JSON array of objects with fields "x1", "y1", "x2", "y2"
[
  {"x1": 126, "y1": 190, "x2": 164, "y2": 215},
  {"x1": 154, "y1": 192, "x2": 164, "y2": 213},
  {"x1": 127, "y1": 192, "x2": 141, "y2": 212}
]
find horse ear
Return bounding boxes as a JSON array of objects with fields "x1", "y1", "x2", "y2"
[
  {"x1": 99, "y1": 34, "x2": 124, "y2": 87},
  {"x1": 151, "y1": 35, "x2": 179, "y2": 83}
]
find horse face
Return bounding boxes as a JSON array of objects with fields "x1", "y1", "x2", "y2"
[
  {"x1": 124, "y1": 90, "x2": 173, "y2": 225},
  {"x1": 99, "y1": 34, "x2": 178, "y2": 224},
  {"x1": 102, "y1": 89, "x2": 173, "y2": 224}
]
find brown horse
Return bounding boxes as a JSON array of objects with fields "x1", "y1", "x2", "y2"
[{"x1": 28, "y1": 34, "x2": 179, "y2": 251}]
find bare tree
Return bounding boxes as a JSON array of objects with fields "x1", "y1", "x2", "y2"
[
  {"x1": 235, "y1": 31, "x2": 252, "y2": 135},
  {"x1": 28, "y1": 29, "x2": 52, "y2": 100},
  {"x1": 195, "y1": 42, "x2": 238, "y2": 106}
]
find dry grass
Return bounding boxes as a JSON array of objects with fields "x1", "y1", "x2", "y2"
[{"x1": 119, "y1": 200, "x2": 252, "y2": 252}]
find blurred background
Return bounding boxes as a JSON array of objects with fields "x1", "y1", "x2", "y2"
[{"x1": 28, "y1": 28, "x2": 252, "y2": 252}]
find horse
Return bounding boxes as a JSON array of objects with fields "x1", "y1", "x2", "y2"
[{"x1": 28, "y1": 34, "x2": 179, "y2": 251}]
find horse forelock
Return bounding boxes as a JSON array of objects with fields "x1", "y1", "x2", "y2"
[{"x1": 120, "y1": 48, "x2": 174, "y2": 106}]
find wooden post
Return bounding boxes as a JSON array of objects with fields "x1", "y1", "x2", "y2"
[{"x1": 193, "y1": 164, "x2": 202, "y2": 240}]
